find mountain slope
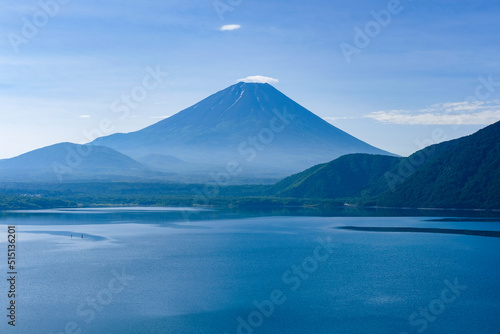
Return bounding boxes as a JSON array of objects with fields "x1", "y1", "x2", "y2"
[
  {"x1": 0, "y1": 143, "x2": 154, "y2": 182},
  {"x1": 271, "y1": 121, "x2": 500, "y2": 209},
  {"x1": 91, "y1": 82, "x2": 393, "y2": 176},
  {"x1": 270, "y1": 154, "x2": 402, "y2": 199},
  {"x1": 377, "y1": 120, "x2": 500, "y2": 209},
  {"x1": 136, "y1": 154, "x2": 188, "y2": 172}
]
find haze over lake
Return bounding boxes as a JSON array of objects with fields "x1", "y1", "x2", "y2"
[{"x1": 1, "y1": 207, "x2": 499, "y2": 334}]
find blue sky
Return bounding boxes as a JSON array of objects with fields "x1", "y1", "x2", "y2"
[{"x1": 1, "y1": 0, "x2": 499, "y2": 158}]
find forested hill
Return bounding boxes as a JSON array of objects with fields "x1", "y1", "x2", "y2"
[
  {"x1": 376, "y1": 120, "x2": 500, "y2": 209},
  {"x1": 271, "y1": 121, "x2": 500, "y2": 209},
  {"x1": 270, "y1": 154, "x2": 402, "y2": 199}
]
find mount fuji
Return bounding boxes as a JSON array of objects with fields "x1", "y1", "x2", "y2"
[{"x1": 91, "y1": 82, "x2": 393, "y2": 177}]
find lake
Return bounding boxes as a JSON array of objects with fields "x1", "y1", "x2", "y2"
[{"x1": 1, "y1": 207, "x2": 499, "y2": 334}]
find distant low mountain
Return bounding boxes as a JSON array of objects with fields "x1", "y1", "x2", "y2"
[
  {"x1": 91, "y1": 82, "x2": 393, "y2": 176},
  {"x1": 0, "y1": 143, "x2": 158, "y2": 182},
  {"x1": 272, "y1": 121, "x2": 500, "y2": 209}
]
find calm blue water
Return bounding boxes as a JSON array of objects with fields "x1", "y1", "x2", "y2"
[{"x1": 0, "y1": 208, "x2": 499, "y2": 334}]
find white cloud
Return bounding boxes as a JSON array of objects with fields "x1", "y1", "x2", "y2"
[
  {"x1": 365, "y1": 101, "x2": 500, "y2": 125},
  {"x1": 237, "y1": 75, "x2": 279, "y2": 84},
  {"x1": 78, "y1": 115, "x2": 91, "y2": 118},
  {"x1": 220, "y1": 24, "x2": 241, "y2": 31}
]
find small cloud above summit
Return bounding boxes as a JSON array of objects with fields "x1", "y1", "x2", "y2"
[
  {"x1": 237, "y1": 76, "x2": 279, "y2": 84},
  {"x1": 220, "y1": 24, "x2": 241, "y2": 31}
]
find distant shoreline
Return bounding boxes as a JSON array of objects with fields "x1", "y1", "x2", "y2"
[{"x1": 2, "y1": 202, "x2": 500, "y2": 219}]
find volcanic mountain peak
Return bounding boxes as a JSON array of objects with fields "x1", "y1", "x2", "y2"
[
  {"x1": 91, "y1": 82, "x2": 393, "y2": 175},
  {"x1": 148, "y1": 82, "x2": 292, "y2": 130}
]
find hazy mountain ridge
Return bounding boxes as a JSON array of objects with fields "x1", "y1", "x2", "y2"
[{"x1": 0, "y1": 143, "x2": 160, "y2": 182}]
